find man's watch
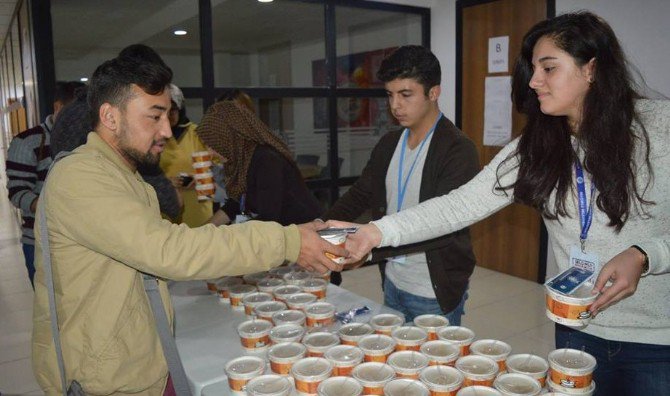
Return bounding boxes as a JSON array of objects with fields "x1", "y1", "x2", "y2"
[{"x1": 631, "y1": 245, "x2": 650, "y2": 275}]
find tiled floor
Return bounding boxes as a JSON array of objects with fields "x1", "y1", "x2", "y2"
[{"x1": 0, "y1": 184, "x2": 554, "y2": 394}]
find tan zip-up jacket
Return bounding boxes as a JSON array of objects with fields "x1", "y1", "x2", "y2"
[{"x1": 32, "y1": 132, "x2": 300, "y2": 395}]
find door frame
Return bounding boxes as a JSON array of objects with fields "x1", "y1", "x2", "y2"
[{"x1": 455, "y1": 0, "x2": 555, "y2": 283}]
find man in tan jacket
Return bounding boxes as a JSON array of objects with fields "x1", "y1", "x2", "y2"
[{"x1": 32, "y1": 45, "x2": 346, "y2": 395}]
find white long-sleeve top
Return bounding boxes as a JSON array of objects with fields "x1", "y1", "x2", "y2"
[{"x1": 374, "y1": 99, "x2": 670, "y2": 345}]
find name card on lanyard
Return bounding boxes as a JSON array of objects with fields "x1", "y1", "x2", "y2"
[
  {"x1": 569, "y1": 160, "x2": 599, "y2": 276},
  {"x1": 390, "y1": 113, "x2": 441, "y2": 265}
]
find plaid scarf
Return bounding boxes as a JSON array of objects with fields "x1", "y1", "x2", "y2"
[{"x1": 196, "y1": 101, "x2": 296, "y2": 200}]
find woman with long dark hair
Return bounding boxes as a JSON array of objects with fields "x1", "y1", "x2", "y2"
[{"x1": 332, "y1": 12, "x2": 669, "y2": 395}]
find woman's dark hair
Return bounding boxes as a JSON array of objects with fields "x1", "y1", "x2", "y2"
[
  {"x1": 501, "y1": 11, "x2": 652, "y2": 231},
  {"x1": 88, "y1": 44, "x2": 172, "y2": 127},
  {"x1": 376, "y1": 45, "x2": 441, "y2": 95}
]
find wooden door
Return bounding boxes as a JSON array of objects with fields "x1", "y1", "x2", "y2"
[{"x1": 458, "y1": 0, "x2": 549, "y2": 281}]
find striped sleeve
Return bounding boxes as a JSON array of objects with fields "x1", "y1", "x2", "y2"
[{"x1": 6, "y1": 135, "x2": 39, "y2": 214}]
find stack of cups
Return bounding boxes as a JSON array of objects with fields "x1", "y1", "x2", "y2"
[{"x1": 191, "y1": 151, "x2": 215, "y2": 201}]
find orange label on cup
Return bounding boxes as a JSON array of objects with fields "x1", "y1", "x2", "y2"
[
  {"x1": 395, "y1": 372, "x2": 420, "y2": 380},
  {"x1": 308, "y1": 350, "x2": 325, "y2": 358},
  {"x1": 207, "y1": 282, "x2": 217, "y2": 292},
  {"x1": 429, "y1": 360, "x2": 456, "y2": 367},
  {"x1": 324, "y1": 241, "x2": 345, "y2": 261},
  {"x1": 270, "y1": 361, "x2": 293, "y2": 375},
  {"x1": 307, "y1": 289, "x2": 327, "y2": 300},
  {"x1": 230, "y1": 297, "x2": 242, "y2": 306},
  {"x1": 341, "y1": 339, "x2": 358, "y2": 347},
  {"x1": 460, "y1": 345, "x2": 470, "y2": 356},
  {"x1": 364, "y1": 354, "x2": 389, "y2": 363},
  {"x1": 462, "y1": 377, "x2": 494, "y2": 387},
  {"x1": 546, "y1": 296, "x2": 592, "y2": 320},
  {"x1": 227, "y1": 377, "x2": 248, "y2": 392},
  {"x1": 375, "y1": 329, "x2": 393, "y2": 336},
  {"x1": 549, "y1": 368, "x2": 592, "y2": 389},
  {"x1": 218, "y1": 290, "x2": 230, "y2": 299},
  {"x1": 427, "y1": 332, "x2": 438, "y2": 341},
  {"x1": 497, "y1": 360, "x2": 507, "y2": 371},
  {"x1": 295, "y1": 379, "x2": 321, "y2": 394},
  {"x1": 332, "y1": 365, "x2": 355, "y2": 377},
  {"x1": 396, "y1": 344, "x2": 421, "y2": 352},
  {"x1": 363, "y1": 385, "x2": 384, "y2": 395},
  {"x1": 194, "y1": 166, "x2": 212, "y2": 174},
  {"x1": 306, "y1": 316, "x2": 334, "y2": 328},
  {"x1": 240, "y1": 335, "x2": 269, "y2": 349}
]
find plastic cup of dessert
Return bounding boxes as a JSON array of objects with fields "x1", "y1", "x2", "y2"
[
  {"x1": 305, "y1": 302, "x2": 336, "y2": 328},
  {"x1": 257, "y1": 277, "x2": 286, "y2": 294},
  {"x1": 300, "y1": 278, "x2": 329, "y2": 300},
  {"x1": 324, "y1": 344, "x2": 364, "y2": 376},
  {"x1": 291, "y1": 357, "x2": 333, "y2": 395},
  {"x1": 245, "y1": 374, "x2": 292, "y2": 396},
  {"x1": 420, "y1": 340, "x2": 460, "y2": 366},
  {"x1": 286, "y1": 292, "x2": 318, "y2": 311},
  {"x1": 191, "y1": 150, "x2": 212, "y2": 163},
  {"x1": 547, "y1": 378, "x2": 596, "y2": 395},
  {"x1": 195, "y1": 183, "x2": 215, "y2": 201},
  {"x1": 243, "y1": 292, "x2": 274, "y2": 316},
  {"x1": 352, "y1": 362, "x2": 396, "y2": 395},
  {"x1": 302, "y1": 331, "x2": 340, "y2": 357},
  {"x1": 268, "y1": 342, "x2": 307, "y2": 375},
  {"x1": 358, "y1": 334, "x2": 396, "y2": 363},
  {"x1": 505, "y1": 354, "x2": 549, "y2": 388},
  {"x1": 193, "y1": 172, "x2": 214, "y2": 186},
  {"x1": 283, "y1": 271, "x2": 313, "y2": 286},
  {"x1": 370, "y1": 313, "x2": 405, "y2": 336},
  {"x1": 216, "y1": 276, "x2": 244, "y2": 302},
  {"x1": 469, "y1": 339, "x2": 512, "y2": 371},
  {"x1": 493, "y1": 373, "x2": 542, "y2": 396},
  {"x1": 270, "y1": 324, "x2": 306, "y2": 345},
  {"x1": 224, "y1": 355, "x2": 266, "y2": 394},
  {"x1": 419, "y1": 364, "x2": 464, "y2": 396},
  {"x1": 413, "y1": 314, "x2": 450, "y2": 341},
  {"x1": 229, "y1": 284, "x2": 257, "y2": 311},
  {"x1": 205, "y1": 279, "x2": 219, "y2": 294},
  {"x1": 269, "y1": 265, "x2": 294, "y2": 278},
  {"x1": 272, "y1": 309, "x2": 306, "y2": 327},
  {"x1": 383, "y1": 378, "x2": 430, "y2": 396},
  {"x1": 437, "y1": 326, "x2": 476, "y2": 356},
  {"x1": 316, "y1": 376, "x2": 363, "y2": 396},
  {"x1": 387, "y1": 350, "x2": 429, "y2": 380},
  {"x1": 255, "y1": 301, "x2": 288, "y2": 323},
  {"x1": 318, "y1": 228, "x2": 347, "y2": 264},
  {"x1": 455, "y1": 355, "x2": 499, "y2": 387},
  {"x1": 237, "y1": 319, "x2": 273, "y2": 352},
  {"x1": 273, "y1": 285, "x2": 304, "y2": 303},
  {"x1": 391, "y1": 326, "x2": 428, "y2": 351},
  {"x1": 545, "y1": 282, "x2": 597, "y2": 329},
  {"x1": 456, "y1": 386, "x2": 503, "y2": 396},
  {"x1": 338, "y1": 322, "x2": 374, "y2": 346},
  {"x1": 548, "y1": 348, "x2": 597, "y2": 389},
  {"x1": 317, "y1": 269, "x2": 332, "y2": 283}
]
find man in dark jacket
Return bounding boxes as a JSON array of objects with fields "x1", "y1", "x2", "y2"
[{"x1": 323, "y1": 45, "x2": 480, "y2": 324}]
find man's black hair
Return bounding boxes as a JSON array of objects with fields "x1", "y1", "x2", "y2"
[
  {"x1": 54, "y1": 81, "x2": 86, "y2": 105},
  {"x1": 376, "y1": 45, "x2": 441, "y2": 95},
  {"x1": 88, "y1": 44, "x2": 173, "y2": 127}
]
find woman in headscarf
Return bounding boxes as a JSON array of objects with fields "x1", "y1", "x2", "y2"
[{"x1": 196, "y1": 100, "x2": 323, "y2": 227}]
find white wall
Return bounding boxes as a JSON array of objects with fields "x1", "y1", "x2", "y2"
[{"x1": 556, "y1": 0, "x2": 670, "y2": 98}]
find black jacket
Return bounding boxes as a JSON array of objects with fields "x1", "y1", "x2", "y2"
[
  {"x1": 223, "y1": 145, "x2": 323, "y2": 226},
  {"x1": 323, "y1": 116, "x2": 480, "y2": 313}
]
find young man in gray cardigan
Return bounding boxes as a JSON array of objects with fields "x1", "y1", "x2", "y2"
[{"x1": 323, "y1": 45, "x2": 480, "y2": 324}]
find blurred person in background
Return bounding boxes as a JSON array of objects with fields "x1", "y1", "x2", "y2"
[{"x1": 5, "y1": 80, "x2": 83, "y2": 287}]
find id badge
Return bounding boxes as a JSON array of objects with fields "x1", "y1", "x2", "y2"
[{"x1": 569, "y1": 245, "x2": 599, "y2": 275}]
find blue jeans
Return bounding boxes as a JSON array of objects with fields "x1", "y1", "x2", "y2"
[
  {"x1": 555, "y1": 324, "x2": 670, "y2": 396},
  {"x1": 384, "y1": 277, "x2": 467, "y2": 325},
  {"x1": 22, "y1": 243, "x2": 35, "y2": 288}
]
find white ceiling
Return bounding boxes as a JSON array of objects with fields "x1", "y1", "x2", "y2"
[{"x1": 0, "y1": 0, "x2": 17, "y2": 46}]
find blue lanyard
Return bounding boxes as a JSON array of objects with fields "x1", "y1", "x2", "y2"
[
  {"x1": 397, "y1": 113, "x2": 442, "y2": 212},
  {"x1": 575, "y1": 160, "x2": 595, "y2": 252}
]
